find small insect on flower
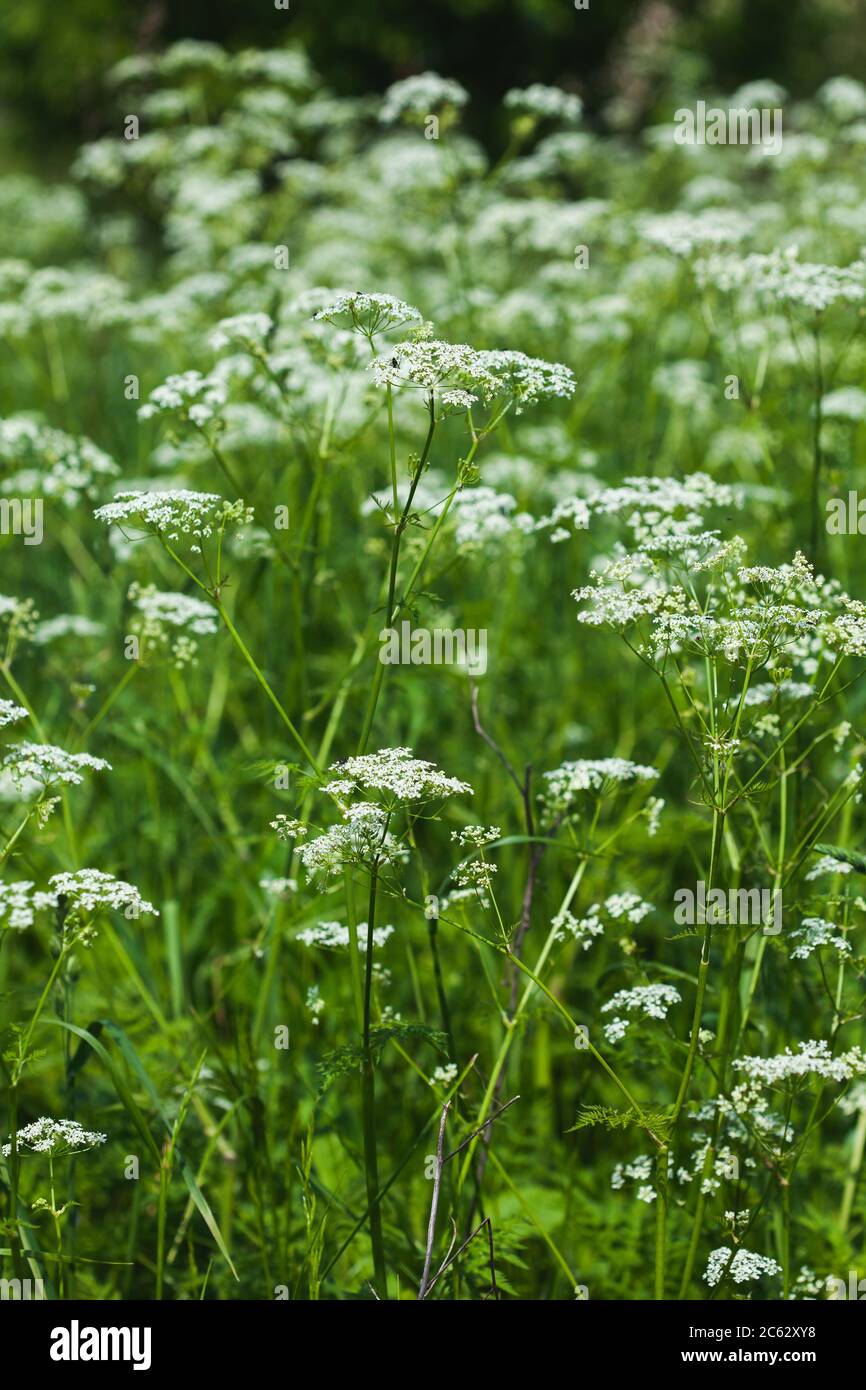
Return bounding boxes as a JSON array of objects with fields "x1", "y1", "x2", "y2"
[
  {"x1": 0, "y1": 698, "x2": 28, "y2": 728},
  {"x1": 313, "y1": 291, "x2": 422, "y2": 338}
]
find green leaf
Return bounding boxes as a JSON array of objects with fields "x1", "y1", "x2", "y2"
[
  {"x1": 316, "y1": 1042, "x2": 365, "y2": 1094},
  {"x1": 317, "y1": 1022, "x2": 448, "y2": 1094},
  {"x1": 814, "y1": 843, "x2": 866, "y2": 874},
  {"x1": 567, "y1": 1104, "x2": 674, "y2": 1136},
  {"x1": 741, "y1": 779, "x2": 775, "y2": 798},
  {"x1": 51, "y1": 1019, "x2": 238, "y2": 1281}
]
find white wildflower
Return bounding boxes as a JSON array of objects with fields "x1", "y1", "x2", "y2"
[
  {"x1": 541, "y1": 757, "x2": 658, "y2": 814},
  {"x1": 2, "y1": 742, "x2": 111, "y2": 789},
  {"x1": 431, "y1": 1063, "x2": 459, "y2": 1087},
  {"x1": 601, "y1": 983, "x2": 681, "y2": 1043},
  {"x1": 128, "y1": 583, "x2": 218, "y2": 635},
  {"x1": 45, "y1": 869, "x2": 158, "y2": 919},
  {"x1": 2, "y1": 1116, "x2": 107, "y2": 1158},
  {"x1": 306, "y1": 984, "x2": 324, "y2": 1025},
  {"x1": 451, "y1": 825, "x2": 500, "y2": 849},
  {"x1": 805, "y1": 854, "x2": 852, "y2": 881},
  {"x1": 295, "y1": 804, "x2": 406, "y2": 880},
  {"x1": 0, "y1": 880, "x2": 53, "y2": 931},
  {"x1": 209, "y1": 312, "x2": 273, "y2": 353},
  {"x1": 325, "y1": 747, "x2": 472, "y2": 804},
  {"x1": 504, "y1": 84, "x2": 582, "y2": 125},
  {"x1": 94, "y1": 490, "x2": 251, "y2": 548},
  {"x1": 732, "y1": 1040, "x2": 866, "y2": 1093},
  {"x1": 296, "y1": 920, "x2": 395, "y2": 950},
  {"x1": 0, "y1": 699, "x2": 27, "y2": 728},
  {"x1": 790, "y1": 919, "x2": 851, "y2": 960},
  {"x1": 313, "y1": 291, "x2": 422, "y2": 335},
  {"x1": 379, "y1": 72, "x2": 468, "y2": 124},
  {"x1": 137, "y1": 370, "x2": 228, "y2": 426},
  {"x1": 259, "y1": 876, "x2": 297, "y2": 898},
  {"x1": 704, "y1": 1247, "x2": 781, "y2": 1288},
  {"x1": 32, "y1": 615, "x2": 103, "y2": 646}
]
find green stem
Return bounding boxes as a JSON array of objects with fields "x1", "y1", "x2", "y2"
[
  {"x1": 156, "y1": 1144, "x2": 169, "y2": 1300},
  {"x1": 215, "y1": 601, "x2": 320, "y2": 774},
  {"x1": 839, "y1": 1106, "x2": 866, "y2": 1233},
  {"x1": 361, "y1": 863, "x2": 387, "y2": 1296},
  {"x1": 49, "y1": 1152, "x2": 65, "y2": 1299}
]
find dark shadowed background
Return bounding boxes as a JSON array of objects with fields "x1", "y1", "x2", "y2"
[{"x1": 1, "y1": 0, "x2": 864, "y2": 164}]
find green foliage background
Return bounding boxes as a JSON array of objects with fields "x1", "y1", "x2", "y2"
[
  {"x1": 1, "y1": 0, "x2": 866, "y2": 1307},
  {"x1": 2, "y1": 0, "x2": 866, "y2": 160}
]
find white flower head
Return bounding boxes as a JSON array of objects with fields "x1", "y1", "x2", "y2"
[
  {"x1": 370, "y1": 336, "x2": 574, "y2": 413},
  {"x1": 504, "y1": 84, "x2": 582, "y2": 126},
  {"x1": 128, "y1": 583, "x2": 217, "y2": 634},
  {"x1": 294, "y1": 803, "x2": 406, "y2": 880},
  {"x1": 137, "y1": 370, "x2": 228, "y2": 427},
  {"x1": 0, "y1": 416, "x2": 119, "y2": 506},
  {"x1": 209, "y1": 312, "x2": 273, "y2": 354},
  {"x1": 451, "y1": 825, "x2": 500, "y2": 849},
  {"x1": 805, "y1": 853, "x2": 853, "y2": 881},
  {"x1": 2, "y1": 1116, "x2": 107, "y2": 1158},
  {"x1": 127, "y1": 582, "x2": 217, "y2": 670},
  {"x1": 2, "y1": 742, "x2": 111, "y2": 790},
  {"x1": 94, "y1": 489, "x2": 252, "y2": 550},
  {"x1": 32, "y1": 615, "x2": 104, "y2": 647},
  {"x1": 325, "y1": 747, "x2": 472, "y2": 805},
  {"x1": 704, "y1": 1247, "x2": 781, "y2": 1288},
  {"x1": 45, "y1": 869, "x2": 158, "y2": 920},
  {"x1": 601, "y1": 983, "x2": 681, "y2": 1043},
  {"x1": 695, "y1": 247, "x2": 865, "y2": 314},
  {"x1": 0, "y1": 880, "x2": 54, "y2": 931},
  {"x1": 313, "y1": 291, "x2": 422, "y2": 337},
  {"x1": 732, "y1": 1040, "x2": 866, "y2": 1095},
  {"x1": 790, "y1": 918, "x2": 852, "y2": 960},
  {"x1": 0, "y1": 699, "x2": 28, "y2": 728},
  {"x1": 540, "y1": 757, "x2": 658, "y2": 816},
  {"x1": 379, "y1": 72, "x2": 468, "y2": 125},
  {"x1": 297, "y1": 920, "x2": 395, "y2": 951}
]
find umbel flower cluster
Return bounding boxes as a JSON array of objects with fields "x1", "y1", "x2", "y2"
[
  {"x1": 2, "y1": 1117, "x2": 107, "y2": 1158},
  {"x1": 0, "y1": 871, "x2": 158, "y2": 931},
  {"x1": 324, "y1": 748, "x2": 473, "y2": 805},
  {"x1": 2, "y1": 742, "x2": 111, "y2": 789},
  {"x1": 4, "y1": 34, "x2": 866, "y2": 1304}
]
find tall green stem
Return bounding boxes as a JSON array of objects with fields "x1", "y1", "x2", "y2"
[{"x1": 361, "y1": 864, "x2": 387, "y2": 1295}]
